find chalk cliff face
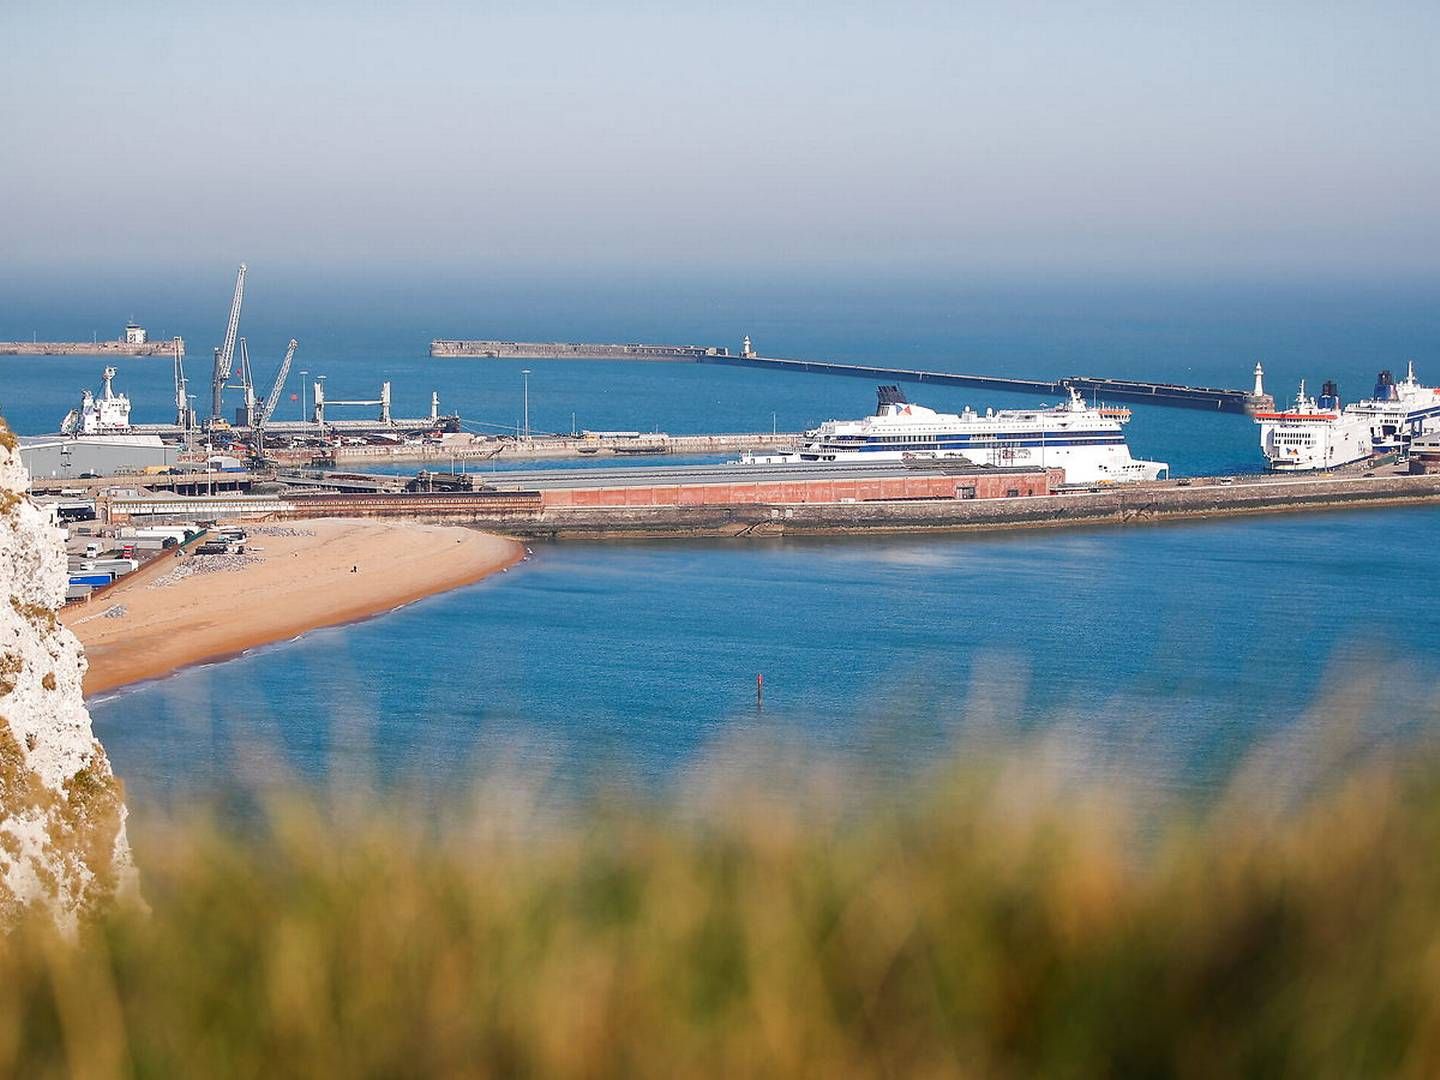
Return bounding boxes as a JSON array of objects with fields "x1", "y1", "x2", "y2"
[{"x1": 0, "y1": 423, "x2": 137, "y2": 931}]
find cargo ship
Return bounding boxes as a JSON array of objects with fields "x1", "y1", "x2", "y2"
[{"x1": 741, "y1": 384, "x2": 1168, "y2": 485}]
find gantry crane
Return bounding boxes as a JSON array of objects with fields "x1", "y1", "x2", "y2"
[{"x1": 209, "y1": 263, "x2": 247, "y2": 422}]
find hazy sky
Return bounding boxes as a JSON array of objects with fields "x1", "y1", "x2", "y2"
[{"x1": 3, "y1": 0, "x2": 1437, "y2": 278}]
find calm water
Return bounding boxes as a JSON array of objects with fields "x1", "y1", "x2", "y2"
[
  {"x1": 90, "y1": 510, "x2": 1440, "y2": 813},
  {"x1": 5, "y1": 276, "x2": 1439, "y2": 810}
]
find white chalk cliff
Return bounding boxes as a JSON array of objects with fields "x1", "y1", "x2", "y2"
[{"x1": 0, "y1": 423, "x2": 137, "y2": 931}]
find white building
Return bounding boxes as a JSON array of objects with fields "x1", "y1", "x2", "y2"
[{"x1": 124, "y1": 323, "x2": 147, "y2": 345}]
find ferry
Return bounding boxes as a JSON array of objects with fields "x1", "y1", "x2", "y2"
[
  {"x1": 1344, "y1": 363, "x2": 1440, "y2": 453},
  {"x1": 1254, "y1": 380, "x2": 1372, "y2": 472},
  {"x1": 1256, "y1": 363, "x2": 1440, "y2": 471},
  {"x1": 742, "y1": 385, "x2": 1168, "y2": 485}
]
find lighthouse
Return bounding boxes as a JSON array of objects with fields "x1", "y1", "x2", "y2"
[{"x1": 1245, "y1": 362, "x2": 1275, "y2": 415}]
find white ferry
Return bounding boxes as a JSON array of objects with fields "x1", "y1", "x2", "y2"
[
  {"x1": 744, "y1": 385, "x2": 1168, "y2": 485},
  {"x1": 1345, "y1": 363, "x2": 1440, "y2": 453},
  {"x1": 1254, "y1": 380, "x2": 1372, "y2": 472},
  {"x1": 1256, "y1": 363, "x2": 1440, "y2": 471}
]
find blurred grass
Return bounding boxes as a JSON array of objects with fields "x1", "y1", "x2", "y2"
[{"x1": 6, "y1": 743, "x2": 1440, "y2": 1077}]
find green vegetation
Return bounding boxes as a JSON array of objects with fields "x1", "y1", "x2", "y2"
[{"x1": 5, "y1": 746, "x2": 1440, "y2": 1077}]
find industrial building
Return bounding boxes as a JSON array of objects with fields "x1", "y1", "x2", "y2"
[{"x1": 19, "y1": 436, "x2": 177, "y2": 480}]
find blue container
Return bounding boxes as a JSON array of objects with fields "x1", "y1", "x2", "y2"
[{"x1": 68, "y1": 573, "x2": 114, "y2": 587}]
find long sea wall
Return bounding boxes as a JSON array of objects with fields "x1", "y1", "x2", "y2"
[
  {"x1": 103, "y1": 471, "x2": 1440, "y2": 540},
  {"x1": 0, "y1": 340, "x2": 183, "y2": 357}
]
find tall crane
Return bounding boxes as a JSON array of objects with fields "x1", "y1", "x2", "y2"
[
  {"x1": 209, "y1": 263, "x2": 247, "y2": 421},
  {"x1": 252, "y1": 339, "x2": 298, "y2": 460},
  {"x1": 171, "y1": 337, "x2": 190, "y2": 430},
  {"x1": 236, "y1": 337, "x2": 258, "y2": 427}
]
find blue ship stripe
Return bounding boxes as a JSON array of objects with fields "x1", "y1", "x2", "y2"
[{"x1": 829, "y1": 437, "x2": 1127, "y2": 451}]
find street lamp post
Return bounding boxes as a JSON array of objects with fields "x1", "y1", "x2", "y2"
[
  {"x1": 522, "y1": 369, "x2": 532, "y2": 440},
  {"x1": 299, "y1": 370, "x2": 308, "y2": 423}
]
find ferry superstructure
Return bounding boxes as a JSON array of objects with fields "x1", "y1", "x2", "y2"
[
  {"x1": 744, "y1": 385, "x2": 1168, "y2": 484},
  {"x1": 1255, "y1": 363, "x2": 1440, "y2": 471},
  {"x1": 59, "y1": 366, "x2": 133, "y2": 435}
]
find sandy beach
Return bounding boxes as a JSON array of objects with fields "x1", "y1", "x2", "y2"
[{"x1": 63, "y1": 519, "x2": 523, "y2": 696}]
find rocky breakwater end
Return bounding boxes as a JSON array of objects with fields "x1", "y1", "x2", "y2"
[{"x1": 0, "y1": 420, "x2": 138, "y2": 932}]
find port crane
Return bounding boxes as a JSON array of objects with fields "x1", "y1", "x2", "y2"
[
  {"x1": 235, "y1": 338, "x2": 258, "y2": 427},
  {"x1": 209, "y1": 263, "x2": 247, "y2": 422},
  {"x1": 249, "y1": 339, "x2": 298, "y2": 464},
  {"x1": 170, "y1": 336, "x2": 193, "y2": 432}
]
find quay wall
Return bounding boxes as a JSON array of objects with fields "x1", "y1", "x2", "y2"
[
  {"x1": 0, "y1": 340, "x2": 183, "y2": 357},
  {"x1": 323, "y1": 432, "x2": 798, "y2": 465},
  {"x1": 538, "y1": 470, "x2": 1056, "y2": 509},
  {"x1": 99, "y1": 473, "x2": 1440, "y2": 539},
  {"x1": 492, "y1": 473, "x2": 1440, "y2": 539}
]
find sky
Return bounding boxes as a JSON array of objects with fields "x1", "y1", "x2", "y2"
[{"x1": 2, "y1": 0, "x2": 1438, "y2": 280}]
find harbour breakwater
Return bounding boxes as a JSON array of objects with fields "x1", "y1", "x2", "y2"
[
  {"x1": 0, "y1": 339, "x2": 183, "y2": 357},
  {"x1": 431, "y1": 340, "x2": 729, "y2": 360},
  {"x1": 430, "y1": 339, "x2": 1271, "y2": 413}
]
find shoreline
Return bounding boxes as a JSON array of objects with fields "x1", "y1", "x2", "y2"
[{"x1": 63, "y1": 519, "x2": 523, "y2": 696}]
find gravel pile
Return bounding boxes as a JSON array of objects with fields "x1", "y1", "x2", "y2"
[
  {"x1": 246, "y1": 525, "x2": 315, "y2": 538},
  {"x1": 71, "y1": 603, "x2": 128, "y2": 626},
  {"x1": 147, "y1": 553, "x2": 265, "y2": 589}
]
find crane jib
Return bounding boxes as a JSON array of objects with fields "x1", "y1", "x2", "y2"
[{"x1": 210, "y1": 263, "x2": 247, "y2": 420}]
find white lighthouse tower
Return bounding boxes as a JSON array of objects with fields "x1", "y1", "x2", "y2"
[{"x1": 1245, "y1": 361, "x2": 1275, "y2": 415}]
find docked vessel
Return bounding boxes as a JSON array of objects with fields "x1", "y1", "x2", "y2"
[
  {"x1": 743, "y1": 385, "x2": 1168, "y2": 485},
  {"x1": 1256, "y1": 363, "x2": 1440, "y2": 471},
  {"x1": 1254, "y1": 380, "x2": 1373, "y2": 472},
  {"x1": 59, "y1": 366, "x2": 133, "y2": 435},
  {"x1": 1344, "y1": 363, "x2": 1440, "y2": 453}
]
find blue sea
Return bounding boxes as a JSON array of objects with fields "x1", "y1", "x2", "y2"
[{"x1": 4, "y1": 273, "x2": 1438, "y2": 812}]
